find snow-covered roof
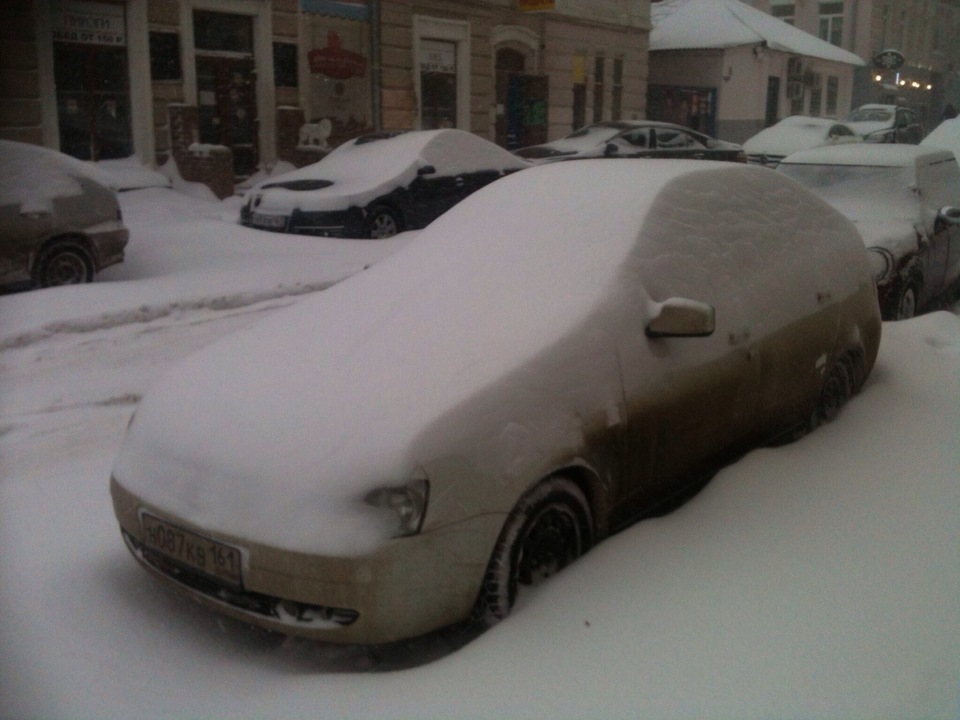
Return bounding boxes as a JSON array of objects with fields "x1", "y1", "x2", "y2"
[{"x1": 651, "y1": 0, "x2": 865, "y2": 66}]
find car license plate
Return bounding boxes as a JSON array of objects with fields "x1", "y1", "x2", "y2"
[
  {"x1": 252, "y1": 212, "x2": 287, "y2": 230},
  {"x1": 140, "y1": 513, "x2": 244, "y2": 587}
]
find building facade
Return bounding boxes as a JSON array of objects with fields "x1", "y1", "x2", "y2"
[
  {"x1": 749, "y1": 0, "x2": 960, "y2": 128},
  {"x1": 0, "y1": 0, "x2": 649, "y2": 197}
]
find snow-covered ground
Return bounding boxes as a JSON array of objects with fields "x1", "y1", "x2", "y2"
[{"x1": 1, "y1": 175, "x2": 958, "y2": 719}]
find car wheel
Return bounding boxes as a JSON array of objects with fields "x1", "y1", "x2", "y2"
[
  {"x1": 815, "y1": 358, "x2": 853, "y2": 425},
  {"x1": 33, "y1": 240, "x2": 95, "y2": 288},
  {"x1": 474, "y1": 476, "x2": 593, "y2": 627},
  {"x1": 365, "y1": 207, "x2": 400, "y2": 239},
  {"x1": 894, "y1": 281, "x2": 919, "y2": 320}
]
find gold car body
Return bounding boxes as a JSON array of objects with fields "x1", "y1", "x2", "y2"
[{"x1": 111, "y1": 161, "x2": 881, "y2": 644}]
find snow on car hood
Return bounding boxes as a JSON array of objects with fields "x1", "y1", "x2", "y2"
[
  {"x1": 0, "y1": 140, "x2": 119, "y2": 213},
  {"x1": 113, "y1": 160, "x2": 867, "y2": 556},
  {"x1": 743, "y1": 118, "x2": 844, "y2": 156},
  {"x1": 247, "y1": 129, "x2": 530, "y2": 214}
]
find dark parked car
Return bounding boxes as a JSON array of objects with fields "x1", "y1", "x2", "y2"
[
  {"x1": 112, "y1": 160, "x2": 880, "y2": 645},
  {"x1": 779, "y1": 144, "x2": 960, "y2": 319},
  {"x1": 514, "y1": 121, "x2": 746, "y2": 163},
  {"x1": 845, "y1": 104, "x2": 924, "y2": 144},
  {"x1": 239, "y1": 129, "x2": 530, "y2": 238},
  {"x1": 0, "y1": 140, "x2": 128, "y2": 290}
]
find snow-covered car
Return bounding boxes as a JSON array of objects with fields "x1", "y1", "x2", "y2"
[
  {"x1": 239, "y1": 129, "x2": 530, "y2": 238},
  {"x1": 920, "y1": 117, "x2": 960, "y2": 158},
  {"x1": 514, "y1": 120, "x2": 745, "y2": 163},
  {"x1": 743, "y1": 116, "x2": 860, "y2": 167},
  {"x1": 844, "y1": 104, "x2": 924, "y2": 144},
  {"x1": 0, "y1": 140, "x2": 128, "y2": 290},
  {"x1": 778, "y1": 144, "x2": 960, "y2": 319},
  {"x1": 111, "y1": 160, "x2": 881, "y2": 645}
]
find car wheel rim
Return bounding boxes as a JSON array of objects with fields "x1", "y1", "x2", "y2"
[
  {"x1": 898, "y1": 287, "x2": 916, "y2": 319},
  {"x1": 370, "y1": 213, "x2": 397, "y2": 238},
  {"x1": 46, "y1": 252, "x2": 88, "y2": 285},
  {"x1": 517, "y1": 504, "x2": 583, "y2": 586}
]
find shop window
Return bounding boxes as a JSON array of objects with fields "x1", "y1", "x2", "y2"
[
  {"x1": 420, "y1": 39, "x2": 457, "y2": 129},
  {"x1": 809, "y1": 74, "x2": 823, "y2": 116},
  {"x1": 771, "y1": 0, "x2": 795, "y2": 25},
  {"x1": 611, "y1": 57, "x2": 624, "y2": 121},
  {"x1": 194, "y1": 10, "x2": 253, "y2": 54},
  {"x1": 149, "y1": 32, "x2": 181, "y2": 81},
  {"x1": 572, "y1": 53, "x2": 586, "y2": 130},
  {"x1": 592, "y1": 56, "x2": 605, "y2": 123},
  {"x1": 413, "y1": 17, "x2": 469, "y2": 130},
  {"x1": 825, "y1": 76, "x2": 838, "y2": 116},
  {"x1": 274, "y1": 42, "x2": 297, "y2": 88}
]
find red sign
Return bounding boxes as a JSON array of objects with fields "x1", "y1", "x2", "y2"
[{"x1": 308, "y1": 31, "x2": 367, "y2": 79}]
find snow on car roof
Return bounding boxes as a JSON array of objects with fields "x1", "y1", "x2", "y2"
[
  {"x1": 921, "y1": 118, "x2": 960, "y2": 158},
  {"x1": 780, "y1": 144, "x2": 953, "y2": 167},
  {"x1": 743, "y1": 117, "x2": 851, "y2": 154},
  {"x1": 0, "y1": 140, "x2": 119, "y2": 213},
  {"x1": 114, "y1": 160, "x2": 867, "y2": 556},
  {"x1": 250, "y1": 129, "x2": 529, "y2": 213}
]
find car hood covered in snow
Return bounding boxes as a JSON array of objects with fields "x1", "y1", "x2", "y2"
[
  {"x1": 777, "y1": 144, "x2": 944, "y2": 257},
  {"x1": 113, "y1": 160, "x2": 868, "y2": 556},
  {"x1": 743, "y1": 117, "x2": 853, "y2": 157},
  {"x1": 245, "y1": 129, "x2": 529, "y2": 214}
]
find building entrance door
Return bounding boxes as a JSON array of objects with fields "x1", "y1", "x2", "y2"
[
  {"x1": 495, "y1": 48, "x2": 548, "y2": 150},
  {"x1": 196, "y1": 56, "x2": 258, "y2": 178},
  {"x1": 193, "y1": 10, "x2": 258, "y2": 179}
]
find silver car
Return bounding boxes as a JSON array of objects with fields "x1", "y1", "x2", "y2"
[{"x1": 0, "y1": 140, "x2": 128, "y2": 290}]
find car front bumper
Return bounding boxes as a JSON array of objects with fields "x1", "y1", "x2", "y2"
[{"x1": 110, "y1": 477, "x2": 503, "y2": 644}]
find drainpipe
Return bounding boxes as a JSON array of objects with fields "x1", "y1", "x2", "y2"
[{"x1": 371, "y1": 0, "x2": 382, "y2": 131}]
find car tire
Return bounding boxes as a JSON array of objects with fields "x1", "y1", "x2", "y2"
[
  {"x1": 33, "y1": 239, "x2": 95, "y2": 288},
  {"x1": 364, "y1": 207, "x2": 400, "y2": 239},
  {"x1": 894, "y1": 280, "x2": 919, "y2": 320},
  {"x1": 474, "y1": 476, "x2": 593, "y2": 628},
  {"x1": 815, "y1": 357, "x2": 853, "y2": 425}
]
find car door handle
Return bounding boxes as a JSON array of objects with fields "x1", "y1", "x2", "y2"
[{"x1": 455, "y1": 177, "x2": 464, "y2": 187}]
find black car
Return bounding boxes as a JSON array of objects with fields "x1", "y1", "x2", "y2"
[
  {"x1": 240, "y1": 130, "x2": 531, "y2": 238},
  {"x1": 515, "y1": 121, "x2": 746, "y2": 163}
]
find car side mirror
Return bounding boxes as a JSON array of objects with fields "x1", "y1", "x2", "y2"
[
  {"x1": 646, "y1": 298, "x2": 716, "y2": 338},
  {"x1": 937, "y1": 206, "x2": 960, "y2": 225},
  {"x1": 417, "y1": 165, "x2": 437, "y2": 176},
  {"x1": 604, "y1": 143, "x2": 619, "y2": 157}
]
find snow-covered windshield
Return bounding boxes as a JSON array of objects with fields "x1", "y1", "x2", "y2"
[{"x1": 779, "y1": 162, "x2": 919, "y2": 252}]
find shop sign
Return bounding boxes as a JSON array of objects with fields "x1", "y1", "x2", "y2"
[
  {"x1": 51, "y1": 0, "x2": 126, "y2": 46},
  {"x1": 308, "y1": 31, "x2": 367, "y2": 79},
  {"x1": 519, "y1": 0, "x2": 555, "y2": 11},
  {"x1": 873, "y1": 49, "x2": 906, "y2": 70},
  {"x1": 420, "y1": 40, "x2": 456, "y2": 74}
]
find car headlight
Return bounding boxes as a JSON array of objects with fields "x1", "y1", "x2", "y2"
[
  {"x1": 364, "y1": 477, "x2": 429, "y2": 537},
  {"x1": 866, "y1": 247, "x2": 893, "y2": 282}
]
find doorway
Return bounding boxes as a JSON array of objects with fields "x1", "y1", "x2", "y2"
[
  {"x1": 495, "y1": 48, "x2": 548, "y2": 150},
  {"x1": 194, "y1": 10, "x2": 258, "y2": 179}
]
